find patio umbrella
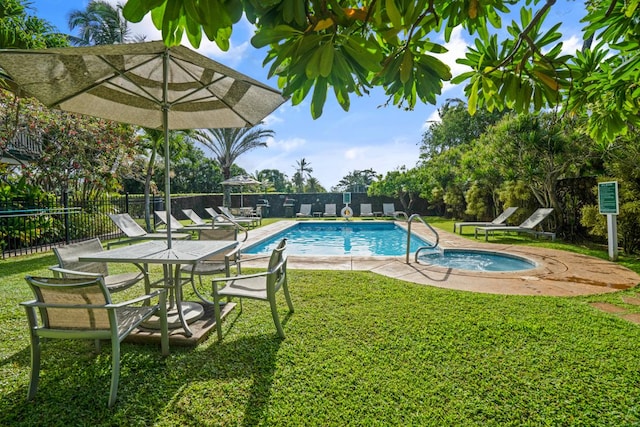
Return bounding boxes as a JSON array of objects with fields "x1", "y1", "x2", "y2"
[
  {"x1": 221, "y1": 175, "x2": 261, "y2": 207},
  {"x1": 0, "y1": 41, "x2": 286, "y2": 248}
]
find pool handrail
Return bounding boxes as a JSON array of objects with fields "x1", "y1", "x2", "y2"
[{"x1": 406, "y1": 214, "x2": 440, "y2": 264}]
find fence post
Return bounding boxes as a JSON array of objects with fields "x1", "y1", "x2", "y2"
[
  {"x1": 62, "y1": 191, "x2": 70, "y2": 244},
  {"x1": 125, "y1": 192, "x2": 129, "y2": 214}
]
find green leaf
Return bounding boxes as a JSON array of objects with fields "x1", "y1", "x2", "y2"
[
  {"x1": 122, "y1": 0, "x2": 151, "y2": 23},
  {"x1": 400, "y1": 51, "x2": 413, "y2": 84},
  {"x1": 385, "y1": 0, "x2": 402, "y2": 28},
  {"x1": 311, "y1": 77, "x2": 327, "y2": 119},
  {"x1": 319, "y1": 43, "x2": 335, "y2": 78},
  {"x1": 468, "y1": 78, "x2": 479, "y2": 115},
  {"x1": 305, "y1": 48, "x2": 323, "y2": 79},
  {"x1": 251, "y1": 25, "x2": 300, "y2": 48}
]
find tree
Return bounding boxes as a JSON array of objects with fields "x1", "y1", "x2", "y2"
[
  {"x1": 368, "y1": 166, "x2": 420, "y2": 213},
  {"x1": 0, "y1": 89, "x2": 138, "y2": 198},
  {"x1": 0, "y1": 0, "x2": 67, "y2": 50},
  {"x1": 67, "y1": 0, "x2": 141, "y2": 46},
  {"x1": 122, "y1": 0, "x2": 639, "y2": 141},
  {"x1": 479, "y1": 112, "x2": 595, "y2": 231},
  {"x1": 256, "y1": 169, "x2": 289, "y2": 193},
  {"x1": 305, "y1": 177, "x2": 326, "y2": 193},
  {"x1": 198, "y1": 126, "x2": 274, "y2": 206},
  {"x1": 333, "y1": 169, "x2": 377, "y2": 193},
  {"x1": 293, "y1": 158, "x2": 313, "y2": 193}
]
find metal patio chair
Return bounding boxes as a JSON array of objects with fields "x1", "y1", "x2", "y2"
[
  {"x1": 212, "y1": 238, "x2": 294, "y2": 340},
  {"x1": 21, "y1": 276, "x2": 169, "y2": 407}
]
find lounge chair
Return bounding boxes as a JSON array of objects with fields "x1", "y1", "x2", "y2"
[
  {"x1": 323, "y1": 204, "x2": 337, "y2": 217},
  {"x1": 182, "y1": 208, "x2": 211, "y2": 226},
  {"x1": 383, "y1": 203, "x2": 408, "y2": 220},
  {"x1": 21, "y1": 275, "x2": 169, "y2": 407},
  {"x1": 212, "y1": 238, "x2": 293, "y2": 340},
  {"x1": 51, "y1": 237, "x2": 150, "y2": 293},
  {"x1": 454, "y1": 207, "x2": 519, "y2": 234},
  {"x1": 475, "y1": 208, "x2": 555, "y2": 241},
  {"x1": 108, "y1": 213, "x2": 190, "y2": 248},
  {"x1": 360, "y1": 203, "x2": 375, "y2": 218},
  {"x1": 296, "y1": 203, "x2": 312, "y2": 218},
  {"x1": 204, "y1": 207, "x2": 245, "y2": 228},
  {"x1": 155, "y1": 211, "x2": 214, "y2": 233},
  {"x1": 218, "y1": 206, "x2": 261, "y2": 227}
]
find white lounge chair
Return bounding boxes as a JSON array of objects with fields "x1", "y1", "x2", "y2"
[
  {"x1": 296, "y1": 203, "x2": 312, "y2": 218},
  {"x1": 383, "y1": 203, "x2": 408, "y2": 220},
  {"x1": 218, "y1": 206, "x2": 261, "y2": 227},
  {"x1": 108, "y1": 213, "x2": 190, "y2": 248},
  {"x1": 360, "y1": 203, "x2": 374, "y2": 218},
  {"x1": 454, "y1": 207, "x2": 519, "y2": 234},
  {"x1": 323, "y1": 204, "x2": 337, "y2": 217},
  {"x1": 182, "y1": 208, "x2": 211, "y2": 226},
  {"x1": 475, "y1": 208, "x2": 555, "y2": 241},
  {"x1": 155, "y1": 210, "x2": 210, "y2": 231}
]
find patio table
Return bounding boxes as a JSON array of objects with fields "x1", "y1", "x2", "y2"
[{"x1": 80, "y1": 239, "x2": 238, "y2": 337}]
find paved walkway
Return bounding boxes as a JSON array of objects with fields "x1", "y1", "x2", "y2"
[{"x1": 243, "y1": 220, "x2": 640, "y2": 297}]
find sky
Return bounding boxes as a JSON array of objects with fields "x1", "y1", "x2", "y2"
[{"x1": 28, "y1": 0, "x2": 585, "y2": 189}]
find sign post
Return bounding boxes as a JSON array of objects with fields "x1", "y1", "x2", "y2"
[{"x1": 598, "y1": 181, "x2": 619, "y2": 261}]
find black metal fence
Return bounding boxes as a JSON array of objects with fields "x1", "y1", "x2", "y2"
[{"x1": 0, "y1": 193, "x2": 164, "y2": 259}]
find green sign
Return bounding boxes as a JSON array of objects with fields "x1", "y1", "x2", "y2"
[
  {"x1": 598, "y1": 181, "x2": 619, "y2": 215},
  {"x1": 343, "y1": 192, "x2": 351, "y2": 204}
]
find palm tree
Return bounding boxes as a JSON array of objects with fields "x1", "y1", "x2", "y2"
[
  {"x1": 67, "y1": 1, "x2": 142, "y2": 46},
  {"x1": 199, "y1": 126, "x2": 274, "y2": 207},
  {"x1": 293, "y1": 158, "x2": 313, "y2": 192}
]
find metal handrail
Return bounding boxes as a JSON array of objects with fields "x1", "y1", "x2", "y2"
[
  {"x1": 212, "y1": 214, "x2": 249, "y2": 242},
  {"x1": 406, "y1": 214, "x2": 440, "y2": 264}
]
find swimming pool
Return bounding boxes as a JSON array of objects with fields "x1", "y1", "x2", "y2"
[
  {"x1": 244, "y1": 222, "x2": 430, "y2": 256},
  {"x1": 417, "y1": 249, "x2": 536, "y2": 272}
]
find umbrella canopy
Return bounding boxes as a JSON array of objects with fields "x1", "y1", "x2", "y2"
[
  {"x1": 0, "y1": 41, "x2": 286, "y2": 248},
  {"x1": 221, "y1": 175, "x2": 261, "y2": 207}
]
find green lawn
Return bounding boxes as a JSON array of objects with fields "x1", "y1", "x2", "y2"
[{"x1": 1, "y1": 220, "x2": 640, "y2": 426}]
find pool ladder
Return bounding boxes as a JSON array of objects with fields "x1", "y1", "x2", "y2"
[{"x1": 406, "y1": 214, "x2": 440, "y2": 264}]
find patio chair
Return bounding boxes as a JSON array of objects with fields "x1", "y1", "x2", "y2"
[
  {"x1": 180, "y1": 228, "x2": 242, "y2": 304},
  {"x1": 218, "y1": 206, "x2": 261, "y2": 227},
  {"x1": 383, "y1": 203, "x2": 408, "y2": 220},
  {"x1": 21, "y1": 276, "x2": 169, "y2": 407},
  {"x1": 51, "y1": 238, "x2": 150, "y2": 294},
  {"x1": 108, "y1": 213, "x2": 190, "y2": 248},
  {"x1": 182, "y1": 208, "x2": 211, "y2": 226},
  {"x1": 360, "y1": 203, "x2": 374, "y2": 218},
  {"x1": 454, "y1": 207, "x2": 519, "y2": 234},
  {"x1": 323, "y1": 204, "x2": 337, "y2": 217},
  {"x1": 296, "y1": 203, "x2": 312, "y2": 218},
  {"x1": 475, "y1": 208, "x2": 555, "y2": 241},
  {"x1": 212, "y1": 238, "x2": 294, "y2": 340}
]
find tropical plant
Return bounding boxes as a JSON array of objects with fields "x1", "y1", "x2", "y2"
[
  {"x1": 122, "y1": 0, "x2": 640, "y2": 142},
  {"x1": 333, "y1": 169, "x2": 377, "y2": 193},
  {"x1": 292, "y1": 158, "x2": 313, "y2": 193},
  {"x1": 0, "y1": 0, "x2": 67, "y2": 50},
  {"x1": 67, "y1": 0, "x2": 142, "y2": 46},
  {"x1": 198, "y1": 126, "x2": 274, "y2": 206}
]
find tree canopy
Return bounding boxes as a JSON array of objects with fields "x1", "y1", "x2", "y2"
[{"x1": 122, "y1": 0, "x2": 640, "y2": 141}]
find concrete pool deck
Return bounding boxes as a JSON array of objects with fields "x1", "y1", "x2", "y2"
[{"x1": 241, "y1": 220, "x2": 640, "y2": 297}]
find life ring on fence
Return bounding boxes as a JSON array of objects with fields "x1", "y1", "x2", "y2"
[{"x1": 341, "y1": 206, "x2": 353, "y2": 218}]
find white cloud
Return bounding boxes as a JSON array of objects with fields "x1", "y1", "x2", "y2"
[
  {"x1": 561, "y1": 35, "x2": 582, "y2": 56},
  {"x1": 435, "y1": 27, "x2": 472, "y2": 94}
]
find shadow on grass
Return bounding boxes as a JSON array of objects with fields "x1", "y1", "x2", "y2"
[{"x1": 0, "y1": 334, "x2": 282, "y2": 426}]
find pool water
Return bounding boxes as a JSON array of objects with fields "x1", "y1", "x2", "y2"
[
  {"x1": 417, "y1": 249, "x2": 536, "y2": 272},
  {"x1": 244, "y1": 222, "x2": 429, "y2": 256}
]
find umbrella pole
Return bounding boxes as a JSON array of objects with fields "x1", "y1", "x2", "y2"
[{"x1": 163, "y1": 49, "x2": 172, "y2": 248}]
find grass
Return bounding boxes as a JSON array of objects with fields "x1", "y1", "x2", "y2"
[{"x1": 1, "y1": 219, "x2": 640, "y2": 425}]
